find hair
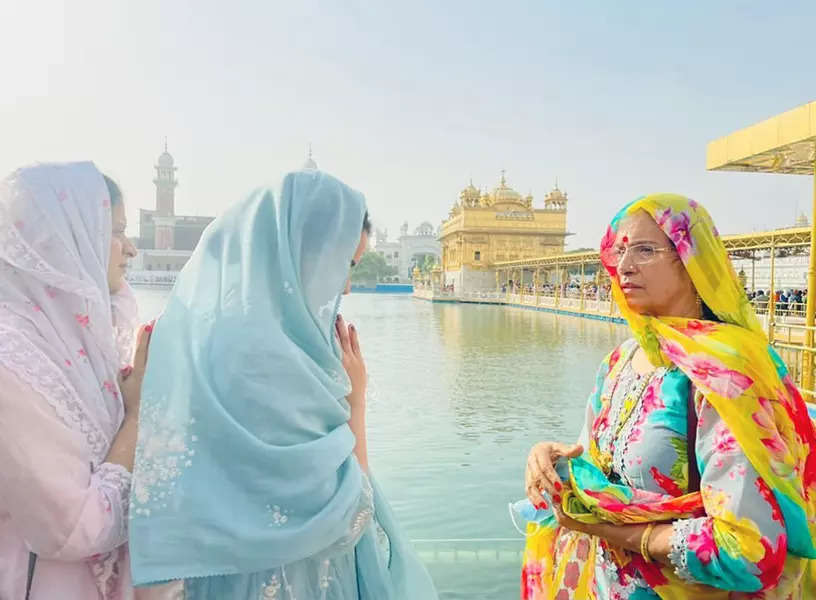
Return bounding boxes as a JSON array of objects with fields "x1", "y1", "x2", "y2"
[
  {"x1": 362, "y1": 211, "x2": 371, "y2": 235},
  {"x1": 102, "y1": 174, "x2": 123, "y2": 206}
]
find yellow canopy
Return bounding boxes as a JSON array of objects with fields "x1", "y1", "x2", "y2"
[{"x1": 707, "y1": 101, "x2": 816, "y2": 175}]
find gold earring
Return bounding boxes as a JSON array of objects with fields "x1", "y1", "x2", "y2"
[{"x1": 696, "y1": 294, "x2": 703, "y2": 318}]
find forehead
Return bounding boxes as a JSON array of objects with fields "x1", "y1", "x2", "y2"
[
  {"x1": 111, "y1": 202, "x2": 127, "y2": 222},
  {"x1": 615, "y1": 210, "x2": 668, "y2": 244}
]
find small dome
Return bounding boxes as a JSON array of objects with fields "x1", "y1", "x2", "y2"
[
  {"x1": 158, "y1": 151, "x2": 174, "y2": 168},
  {"x1": 544, "y1": 180, "x2": 568, "y2": 210},
  {"x1": 459, "y1": 180, "x2": 480, "y2": 205},
  {"x1": 491, "y1": 171, "x2": 523, "y2": 204},
  {"x1": 414, "y1": 221, "x2": 435, "y2": 236},
  {"x1": 302, "y1": 145, "x2": 318, "y2": 170}
]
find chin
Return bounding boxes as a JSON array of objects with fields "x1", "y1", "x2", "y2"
[{"x1": 625, "y1": 300, "x2": 650, "y2": 315}]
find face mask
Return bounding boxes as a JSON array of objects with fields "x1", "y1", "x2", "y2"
[{"x1": 507, "y1": 457, "x2": 570, "y2": 537}]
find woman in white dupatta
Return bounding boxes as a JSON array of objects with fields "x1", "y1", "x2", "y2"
[{"x1": 0, "y1": 162, "x2": 155, "y2": 599}]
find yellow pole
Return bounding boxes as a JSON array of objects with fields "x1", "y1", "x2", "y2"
[
  {"x1": 803, "y1": 159, "x2": 816, "y2": 392},
  {"x1": 579, "y1": 262, "x2": 586, "y2": 312},
  {"x1": 769, "y1": 236, "x2": 776, "y2": 343},
  {"x1": 555, "y1": 262, "x2": 560, "y2": 308},
  {"x1": 534, "y1": 267, "x2": 540, "y2": 306},
  {"x1": 495, "y1": 269, "x2": 499, "y2": 294},
  {"x1": 608, "y1": 267, "x2": 615, "y2": 316},
  {"x1": 751, "y1": 251, "x2": 756, "y2": 295}
]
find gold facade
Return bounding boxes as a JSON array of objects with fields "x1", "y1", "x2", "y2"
[{"x1": 440, "y1": 173, "x2": 569, "y2": 275}]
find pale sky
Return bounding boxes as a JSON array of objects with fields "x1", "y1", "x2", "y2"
[{"x1": 1, "y1": 0, "x2": 815, "y2": 249}]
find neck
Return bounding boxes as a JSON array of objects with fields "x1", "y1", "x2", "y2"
[{"x1": 662, "y1": 292, "x2": 701, "y2": 319}]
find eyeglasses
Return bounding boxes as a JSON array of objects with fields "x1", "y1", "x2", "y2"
[{"x1": 608, "y1": 243, "x2": 674, "y2": 267}]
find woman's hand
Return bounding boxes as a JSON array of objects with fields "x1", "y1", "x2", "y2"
[
  {"x1": 525, "y1": 441, "x2": 583, "y2": 509},
  {"x1": 119, "y1": 322, "x2": 154, "y2": 419},
  {"x1": 335, "y1": 314, "x2": 366, "y2": 407}
]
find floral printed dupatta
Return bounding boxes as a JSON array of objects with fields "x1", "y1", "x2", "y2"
[{"x1": 522, "y1": 194, "x2": 816, "y2": 599}]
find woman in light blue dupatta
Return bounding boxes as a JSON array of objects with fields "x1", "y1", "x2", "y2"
[{"x1": 128, "y1": 169, "x2": 438, "y2": 600}]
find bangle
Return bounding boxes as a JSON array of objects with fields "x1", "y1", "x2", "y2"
[{"x1": 640, "y1": 523, "x2": 656, "y2": 563}]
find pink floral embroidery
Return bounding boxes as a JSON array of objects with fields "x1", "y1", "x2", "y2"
[
  {"x1": 563, "y1": 561, "x2": 580, "y2": 589},
  {"x1": 45, "y1": 286, "x2": 58, "y2": 298},
  {"x1": 760, "y1": 433, "x2": 787, "y2": 456},
  {"x1": 687, "y1": 519, "x2": 718, "y2": 565},
  {"x1": 665, "y1": 211, "x2": 694, "y2": 261},
  {"x1": 656, "y1": 208, "x2": 672, "y2": 228},
  {"x1": 660, "y1": 341, "x2": 753, "y2": 399},
  {"x1": 103, "y1": 381, "x2": 119, "y2": 400},
  {"x1": 688, "y1": 199, "x2": 699, "y2": 209},
  {"x1": 752, "y1": 397, "x2": 775, "y2": 430},
  {"x1": 673, "y1": 319, "x2": 718, "y2": 337},
  {"x1": 57, "y1": 190, "x2": 68, "y2": 203},
  {"x1": 521, "y1": 561, "x2": 542, "y2": 599},
  {"x1": 78, "y1": 348, "x2": 88, "y2": 358},
  {"x1": 713, "y1": 421, "x2": 738, "y2": 454},
  {"x1": 65, "y1": 359, "x2": 72, "y2": 367},
  {"x1": 576, "y1": 537, "x2": 590, "y2": 560},
  {"x1": 630, "y1": 380, "x2": 663, "y2": 444},
  {"x1": 600, "y1": 226, "x2": 618, "y2": 277},
  {"x1": 14, "y1": 220, "x2": 24, "y2": 229},
  {"x1": 75, "y1": 314, "x2": 90, "y2": 327}
]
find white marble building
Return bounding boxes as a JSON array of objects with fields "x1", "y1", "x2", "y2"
[{"x1": 373, "y1": 222, "x2": 441, "y2": 281}]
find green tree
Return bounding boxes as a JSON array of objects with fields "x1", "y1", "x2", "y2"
[
  {"x1": 351, "y1": 251, "x2": 396, "y2": 284},
  {"x1": 421, "y1": 254, "x2": 438, "y2": 274}
]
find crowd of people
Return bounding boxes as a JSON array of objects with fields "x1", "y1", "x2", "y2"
[
  {"x1": 747, "y1": 288, "x2": 808, "y2": 315},
  {"x1": 502, "y1": 280, "x2": 614, "y2": 301}
]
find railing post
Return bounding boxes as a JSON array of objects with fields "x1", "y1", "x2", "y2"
[
  {"x1": 579, "y1": 262, "x2": 586, "y2": 313},
  {"x1": 751, "y1": 251, "x2": 756, "y2": 296},
  {"x1": 803, "y1": 158, "x2": 816, "y2": 393},
  {"x1": 534, "y1": 267, "x2": 540, "y2": 306},
  {"x1": 769, "y1": 236, "x2": 776, "y2": 343}
]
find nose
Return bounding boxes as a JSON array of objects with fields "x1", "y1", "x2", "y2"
[
  {"x1": 618, "y1": 250, "x2": 638, "y2": 276},
  {"x1": 124, "y1": 238, "x2": 138, "y2": 258}
]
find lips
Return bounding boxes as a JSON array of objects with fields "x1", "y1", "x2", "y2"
[{"x1": 620, "y1": 283, "x2": 641, "y2": 291}]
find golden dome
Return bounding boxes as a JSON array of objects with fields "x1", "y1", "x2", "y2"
[
  {"x1": 544, "y1": 181, "x2": 568, "y2": 210},
  {"x1": 491, "y1": 171, "x2": 523, "y2": 205},
  {"x1": 459, "y1": 179, "x2": 481, "y2": 206}
]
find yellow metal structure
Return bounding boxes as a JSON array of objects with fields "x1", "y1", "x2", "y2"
[{"x1": 707, "y1": 101, "x2": 816, "y2": 395}]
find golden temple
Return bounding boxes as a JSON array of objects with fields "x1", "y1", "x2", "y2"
[{"x1": 439, "y1": 172, "x2": 570, "y2": 291}]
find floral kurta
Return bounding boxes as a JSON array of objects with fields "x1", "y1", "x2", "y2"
[{"x1": 571, "y1": 339, "x2": 798, "y2": 599}]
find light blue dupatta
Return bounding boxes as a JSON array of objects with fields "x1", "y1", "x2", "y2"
[{"x1": 129, "y1": 170, "x2": 437, "y2": 599}]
